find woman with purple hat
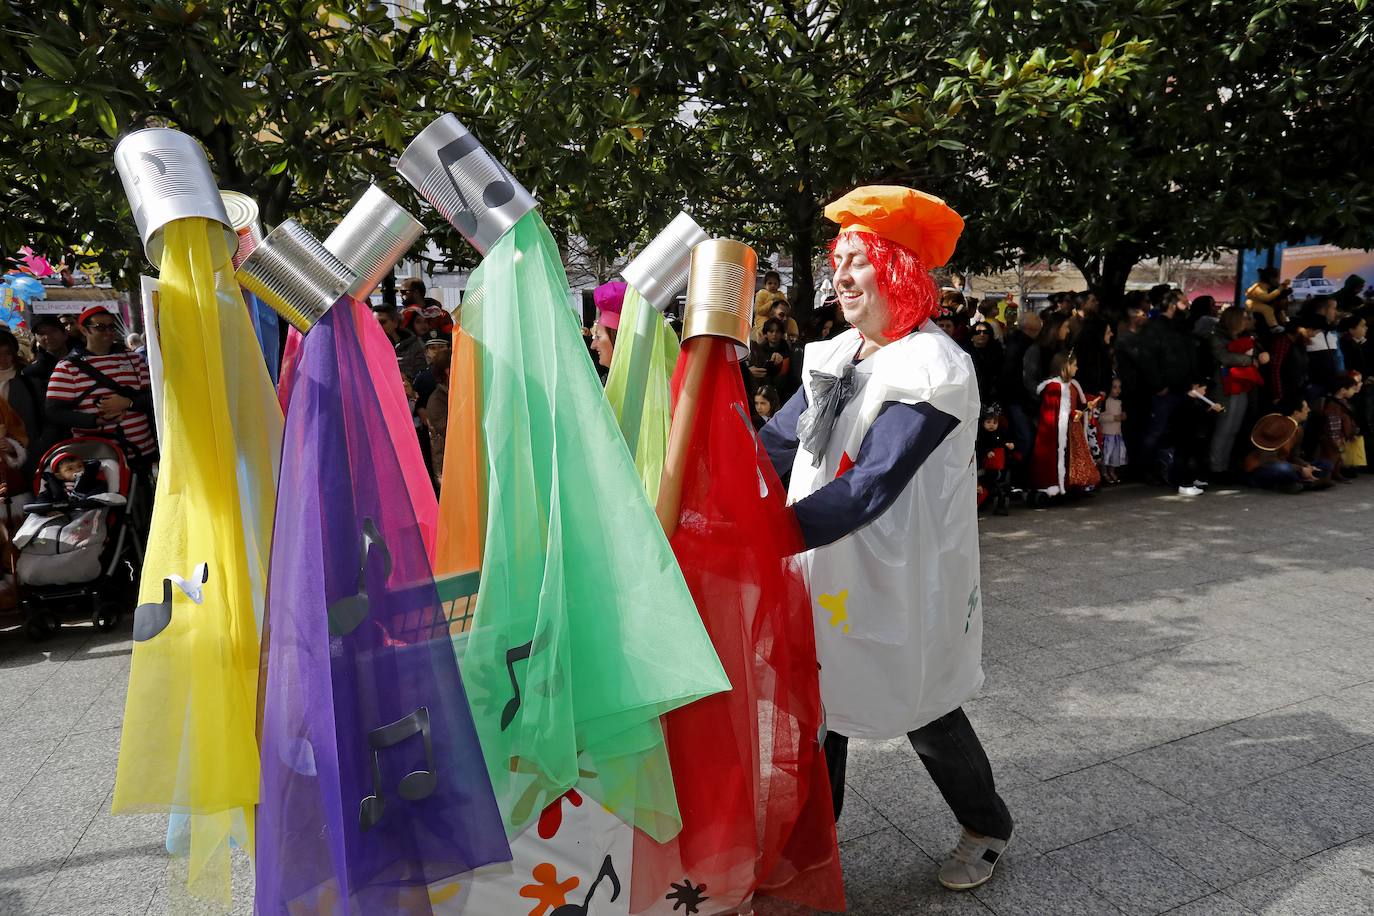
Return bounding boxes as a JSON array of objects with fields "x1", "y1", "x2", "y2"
[{"x1": 591, "y1": 280, "x2": 625, "y2": 370}]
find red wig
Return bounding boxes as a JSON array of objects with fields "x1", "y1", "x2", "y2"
[{"x1": 830, "y1": 231, "x2": 939, "y2": 339}]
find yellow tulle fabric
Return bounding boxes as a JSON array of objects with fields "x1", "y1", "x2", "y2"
[{"x1": 111, "y1": 218, "x2": 282, "y2": 905}]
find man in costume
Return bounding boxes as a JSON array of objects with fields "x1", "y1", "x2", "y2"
[{"x1": 760, "y1": 185, "x2": 1014, "y2": 891}]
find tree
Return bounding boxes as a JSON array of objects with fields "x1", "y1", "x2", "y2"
[
  {"x1": 422, "y1": 1, "x2": 1147, "y2": 314},
  {"x1": 0, "y1": 1, "x2": 452, "y2": 287},
  {"x1": 933, "y1": 0, "x2": 1374, "y2": 310}
]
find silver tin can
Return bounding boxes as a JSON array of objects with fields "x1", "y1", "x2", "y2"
[
  {"x1": 235, "y1": 220, "x2": 356, "y2": 332},
  {"x1": 622, "y1": 211, "x2": 709, "y2": 313},
  {"x1": 396, "y1": 114, "x2": 536, "y2": 256},
  {"x1": 220, "y1": 191, "x2": 264, "y2": 271},
  {"x1": 323, "y1": 185, "x2": 426, "y2": 302},
  {"x1": 114, "y1": 128, "x2": 236, "y2": 267}
]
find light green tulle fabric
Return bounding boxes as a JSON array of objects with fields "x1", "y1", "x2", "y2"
[
  {"x1": 457, "y1": 211, "x2": 728, "y2": 839},
  {"x1": 603, "y1": 286, "x2": 679, "y2": 505}
]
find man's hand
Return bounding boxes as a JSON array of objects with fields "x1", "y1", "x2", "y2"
[
  {"x1": 1299, "y1": 465, "x2": 1315, "y2": 481},
  {"x1": 749, "y1": 366, "x2": 768, "y2": 379},
  {"x1": 1258, "y1": 352, "x2": 1271, "y2": 365},
  {"x1": 769, "y1": 352, "x2": 783, "y2": 366}
]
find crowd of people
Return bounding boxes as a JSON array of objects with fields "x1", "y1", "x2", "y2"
[
  {"x1": 20, "y1": 268, "x2": 1365, "y2": 533},
  {"x1": 676, "y1": 270, "x2": 1374, "y2": 510}
]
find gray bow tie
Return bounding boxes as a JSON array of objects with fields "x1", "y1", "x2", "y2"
[{"x1": 797, "y1": 363, "x2": 856, "y2": 466}]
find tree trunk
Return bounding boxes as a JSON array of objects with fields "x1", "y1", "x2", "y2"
[
  {"x1": 1072, "y1": 246, "x2": 1140, "y2": 315},
  {"x1": 783, "y1": 187, "x2": 820, "y2": 317}
]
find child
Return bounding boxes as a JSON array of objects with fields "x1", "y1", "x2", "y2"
[
  {"x1": 752, "y1": 385, "x2": 780, "y2": 429},
  {"x1": 1098, "y1": 377, "x2": 1128, "y2": 483},
  {"x1": 1319, "y1": 374, "x2": 1362, "y2": 482},
  {"x1": 1030, "y1": 352, "x2": 1100, "y2": 500},
  {"x1": 976, "y1": 404, "x2": 1015, "y2": 515},
  {"x1": 1221, "y1": 334, "x2": 1265, "y2": 395},
  {"x1": 37, "y1": 451, "x2": 105, "y2": 506}
]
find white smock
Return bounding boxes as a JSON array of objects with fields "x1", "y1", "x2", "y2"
[{"x1": 788, "y1": 323, "x2": 984, "y2": 739}]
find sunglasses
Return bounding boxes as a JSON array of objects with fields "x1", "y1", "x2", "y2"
[
  {"x1": 86, "y1": 322, "x2": 119, "y2": 332},
  {"x1": 972, "y1": 328, "x2": 991, "y2": 335}
]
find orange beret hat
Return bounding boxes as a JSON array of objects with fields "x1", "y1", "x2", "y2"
[{"x1": 823, "y1": 185, "x2": 964, "y2": 268}]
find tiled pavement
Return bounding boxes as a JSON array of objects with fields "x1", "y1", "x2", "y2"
[{"x1": 1, "y1": 481, "x2": 1372, "y2": 914}]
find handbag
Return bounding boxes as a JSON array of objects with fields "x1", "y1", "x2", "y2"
[{"x1": 1342, "y1": 436, "x2": 1367, "y2": 469}]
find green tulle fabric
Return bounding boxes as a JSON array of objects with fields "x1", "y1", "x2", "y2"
[
  {"x1": 603, "y1": 286, "x2": 679, "y2": 505},
  {"x1": 457, "y1": 211, "x2": 728, "y2": 839}
]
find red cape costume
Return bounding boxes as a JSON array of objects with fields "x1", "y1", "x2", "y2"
[{"x1": 631, "y1": 337, "x2": 844, "y2": 914}]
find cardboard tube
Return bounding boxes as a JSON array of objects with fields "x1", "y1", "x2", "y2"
[{"x1": 655, "y1": 336, "x2": 715, "y2": 538}]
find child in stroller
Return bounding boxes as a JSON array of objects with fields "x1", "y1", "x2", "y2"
[{"x1": 13, "y1": 438, "x2": 143, "y2": 639}]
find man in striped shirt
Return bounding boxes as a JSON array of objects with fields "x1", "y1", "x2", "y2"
[{"x1": 45, "y1": 307, "x2": 157, "y2": 461}]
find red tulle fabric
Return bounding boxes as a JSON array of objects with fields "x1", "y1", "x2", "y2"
[{"x1": 631, "y1": 337, "x2": 844, "y2": 914}]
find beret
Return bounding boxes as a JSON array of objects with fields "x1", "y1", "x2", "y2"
[{"x1": 824, "y1": 185, "x2": 964, "y2": 268}]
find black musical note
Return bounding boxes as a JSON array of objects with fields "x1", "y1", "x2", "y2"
[
  {"x1": 359, "y1": 706, "x2": 438, "y2": 831},
  {"x1": 328, "y1": 519, "x2": 390, "y2": 637},
  {"x1": 550, "y1": 856, "x2": 621, "y2": 916},
  {"x1": 500, "y1": 639, "x2": 534, "y2": 730},
  {"x1": 435, "y1": 132, "x2": 517, "y2": 237},
  {"x1": 132, "y1": 563, "x2": 209, "y2": 642}
]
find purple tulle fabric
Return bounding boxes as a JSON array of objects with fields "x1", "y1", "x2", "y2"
[{"x1": 256, "y1": 299, "x2": 510, "y2": 914}]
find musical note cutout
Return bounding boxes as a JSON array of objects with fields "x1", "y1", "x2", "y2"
[
  {"x1": 664, "y1": 878, "x2": 710, "y2": 915},
  {"x1": 328, "y1": 519, "x2": 390, "y2": 637},
  {"x1": 550, "y1": 856, "x2": 621, "y2": 916},
  {"x1": 434, "y1": 132, "x2": 517, "y2": 238},
  {"x1": 359, "y1": 706, "x2": 438, "y2": 831},
  {"x1": 500, "y1": 638, "x2": 534, "y2": 731},
  {"x1": 132, "y1": 563, "x2": 209, "y2": 642}
]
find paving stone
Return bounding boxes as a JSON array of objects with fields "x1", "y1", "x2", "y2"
[
  {"x1": 0, "y1": 736, "x2": 58, "y2": 807},
  {"x1": 993, "y1": 780, "x2": 1118, "y2": 855},
  {"x1": 1314, "y1": 742, "x2": 1374, "y2": 787},
  {"x1": 836, "y1": 788, "x2": 890, "y2": 842},
  {"x1": 1046, "y1": 763, "x2": 1184, "y2": 831},
  {"x1": 1043, "y1": 829, "x2": 1214, "y2": 915},
  {"x1": 1160, "y1": 893, "x2": 1257, "y2": 915},
  {"x1": 1126, "y1": 807, "x2": 1289, "y2": 890},
  {"x1": 1228, "y1": 695, "x2": 1374, "y2": 764},
  {"x1": 1203, "y1": 764, "x2": 1374, "y2": 859},
  {"x1": 971, "y1": 852, "x2": 1127, "y2": 916},
  {"x1": 1115, "y1": 725, "x2": 1310, "y2": 802},
  {"x1": 835, "y1": 828, "x2": 991, "y2": 916},
  {"x1": 1222, "y1": 861, "x2": 1374, "y2": 915}
]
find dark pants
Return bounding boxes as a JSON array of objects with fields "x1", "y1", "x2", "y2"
[
  {"x1": 1142, "y1": 391, "x2": 1185, "y2": 473},
  {"x1": 824, "y1": 707, "x2": 1014, "y2": 841},
  {"x1": 1248, "y1": 458, "x2": 1333, "y2": 490},
  {"x1": 1006, "y1": 403, "x2": 1037, "y2": 487}
]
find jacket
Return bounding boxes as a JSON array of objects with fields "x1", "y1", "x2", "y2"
[
  {"x1": 999, "y1": 331, "x2": 1036, "y2": 409},
  {"x1": 1266, "y1": 334, "x2": 1309, "y2": 408},
  {"x1": 390, "y1": 328, "x2": 427, "y2": 382},
  {"x1": 1137, "y1": 315, "x2": 1197, "y2": 393}
]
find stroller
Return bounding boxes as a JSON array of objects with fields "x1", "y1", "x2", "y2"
[{"x1": 14, "y1": 437, "x2": 146, "y2": 640}]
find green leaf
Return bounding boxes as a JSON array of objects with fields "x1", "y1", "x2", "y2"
[
  {"x1": 28, "y1": 42, "x2": 76, "y2": 82},
  {"x1": 91, "y1": 96, "x2": 118, "y2": 138},
  {"x1": 589, "y1": 130, "x2": 619, "y2": 163},
  {"x1": 936, "y1": 138, "x2": 966, "y2": 150}
]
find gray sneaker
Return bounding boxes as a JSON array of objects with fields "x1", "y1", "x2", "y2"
[{"x1": 938, "y1": 828, "x2": 1010, "y2": 890}]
